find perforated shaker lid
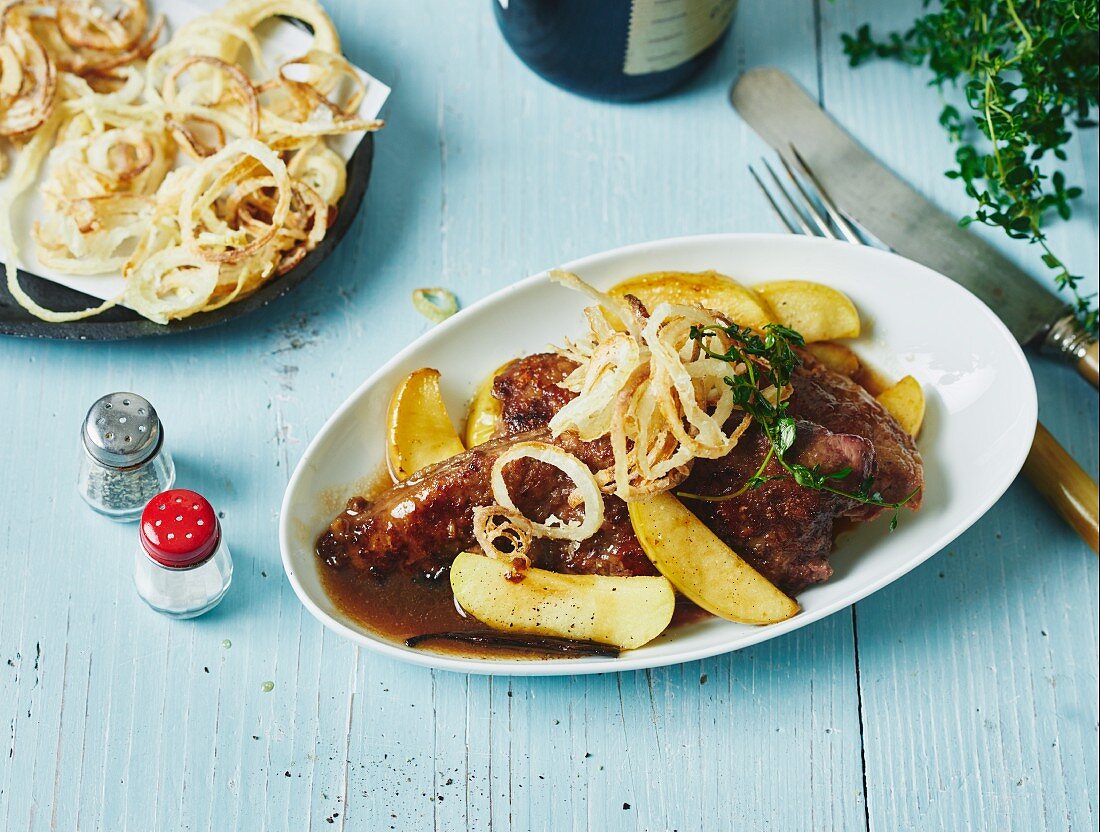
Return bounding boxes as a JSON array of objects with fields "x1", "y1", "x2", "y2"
[
  {"x1": 82, "y1": 392, "x2": 163, "y2": 468},
  {"x1": 140, "y1": 490, "x2": 220, "y2": 568}
]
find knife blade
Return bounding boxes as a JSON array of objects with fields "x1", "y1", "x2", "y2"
[{"x1": 731, "y1": 67, "x2": 1068, "y2": 347}]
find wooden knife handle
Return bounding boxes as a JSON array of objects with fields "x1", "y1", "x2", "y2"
[
  {"x1": 1022, "y1": 422, "x2": 1099, "y2": 553},
  {"x1": 1079, "y1": 339, "x2": 1098, "y2": 388}
]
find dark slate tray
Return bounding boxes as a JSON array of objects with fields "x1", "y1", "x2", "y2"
[{"x1": 0, "y1": 133, "x2": 373, "y2": 341}]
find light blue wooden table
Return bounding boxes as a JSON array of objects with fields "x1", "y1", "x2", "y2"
[{"x1": 2, "y1": 1, "x2": 1097, "y2": 829}]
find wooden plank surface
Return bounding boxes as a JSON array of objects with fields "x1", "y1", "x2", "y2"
[{"x1": 1, "y1": 1, "x2": 1096, "y2": 830}]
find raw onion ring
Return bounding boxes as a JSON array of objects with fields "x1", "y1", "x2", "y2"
[{"x1": 412, "y1": 287, "x2": 458, "y2": 324}]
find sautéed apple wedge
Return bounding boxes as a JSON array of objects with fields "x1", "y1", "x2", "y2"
[
  {"x1": 386, "y1": 368, "x2": 465, "y2": 481},
  {"x1": 464, "y1": 363, "x2": 509, "y2": 448},
  {"x1": 609, "y1": 270, "x2": 776, "y2": 332},
  {"x1": 806, "y1": 341, "x2": 861, "y2": 378},
  {"x1": 629, "y1": 494, "x2": 800, "y2": 625},
  {"x1": 450, "y1": 552, "x2": 675, "y2": 650},
  {"x1": 876, "y1": 375, "x2": 926, "y2": 438},
  {"x1": 754, "y1": 280, "x2": 861, "y2": 342}
]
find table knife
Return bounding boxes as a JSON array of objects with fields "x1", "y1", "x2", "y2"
[{"x1": 732, "y1": 68, "x2": 1099, "y2": 552}]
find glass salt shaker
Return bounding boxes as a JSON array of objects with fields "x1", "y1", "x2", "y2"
[
  {"x1": 134, "y1": 489, "x2": 233, "y2": 619},
  {"x1": 78, "y1": 392, "x2": 175, "y2": 522}
]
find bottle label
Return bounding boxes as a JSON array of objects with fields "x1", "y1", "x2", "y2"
[{"x1": 623, "y1": 0, "x2": 737, "y2": 76}]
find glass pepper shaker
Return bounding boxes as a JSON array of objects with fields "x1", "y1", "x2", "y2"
[
  {"x1": 78, "y1": 392, "x2": 175, "y2": 522},
  {"x1": 134, "y1": 489, "x2": 233, "y2": 619}
]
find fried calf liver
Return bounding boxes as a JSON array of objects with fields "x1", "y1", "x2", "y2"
[
  {"x1": 789, "y1": 351, "x2": 924, "y2": 512},
  {"x1": 682, "y1": 421, "x2": 874, "y2": 593},
  {"x1": 317, "y1": 350, "x2": 923, "y2": 596}
]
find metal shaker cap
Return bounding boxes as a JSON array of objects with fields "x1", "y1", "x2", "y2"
[{"x1": 82, "y1": 393, "x2": 163, "y2": 468}]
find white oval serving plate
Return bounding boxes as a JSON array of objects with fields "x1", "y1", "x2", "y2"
[{"x1": 280, "y1": 234, "x2": 1037, "y2": 676}]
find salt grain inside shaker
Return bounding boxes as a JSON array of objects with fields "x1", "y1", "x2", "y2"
[
  {"x1": 78, "y1": 392, "x2": 175, "y2": 522},
  {"x1": 134, "y1": 489, "x2": 233, "y2": 619}
]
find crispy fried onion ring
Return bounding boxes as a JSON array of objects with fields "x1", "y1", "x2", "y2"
[
  {"x1": 113, "y1": 142, "x2": 327, "y2": 321},
  {"x1": 472, "y1": 505, "x2": 534, "y2": 578},
  {"x1": 490, "y1": 441, "x2": 605, "y2": 542},
  {"x1": 145, "y1": 0, "x2": 340, "y2": 88},
  {"x1": 162, "y1": 55, "x2": 260, "y2": 157},
  {"x1": 28, "y1": 3, "x2": 165, "y2": 78},
  {"x1": 274, "y1": 50, "x2": 364, "y2": 117},
  {"x1": 35, "y1": 193, "x2": 151, "y2": 272},
  {"x1": 287, "y1": 139, "x2": 344, "y2": 204},
  {"x1": 1, "y1": 77, "x2": 120, "y2": 322},
  {"x1": 548, "y1": 271, "x2": 771, "y2": 502},
  {"x1": 123, "y1": 246, "x2": 219, "y2": 323},
  {"x1": 257, "y1": 53, "x2": 381, "y2": 144},
  {"x1": 57, "y1": 0, "x2": 148, "y2": 53},
  {"x1": 165, "y1": 113, "x2": 223, "y2": 159},
  {"x1": 224, "y1": 173, "x2": 328, "y2": 275},
  {"x1": 34, "y1": 115, "x2": 172, "y2": 273},
  {"x1": 178, "y1": 137, "x2": 291, "y2": 264},
  {"x1": 0, "y1": 24, "x2": 57, "y2": 137}
]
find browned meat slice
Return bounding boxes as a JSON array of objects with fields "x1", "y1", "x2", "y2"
[
  {"x1": 316, "y1": 426, "x2": 655, "y2": 579},
  {"x1": 492, "y1": 353, "x2": 577, "y2": 436},
  {"x1": 681, "y1": 421, "x2": 874, "y2": 593},
  {"x1": 788, "y1": 352, "x2": 924, "y2": 514},
  {"x1": 489, "y1": 353, "x2": 654, "y2": 576},
  {"x1": 538, "y1": 497, "x2": 656, "y2": 577}
]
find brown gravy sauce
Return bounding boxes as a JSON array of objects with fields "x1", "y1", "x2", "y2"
[{"x1": 320, "y1": 559, "x2": 495, "y2": 657}]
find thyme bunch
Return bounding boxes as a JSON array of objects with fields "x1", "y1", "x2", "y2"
[{"x1": 843, "y1": 0, "x2": 1099, "y2": 334}]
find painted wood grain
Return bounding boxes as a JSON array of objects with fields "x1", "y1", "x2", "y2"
[{"x1": 0, "y1": 1, "x2": 1096, "y2": 830}]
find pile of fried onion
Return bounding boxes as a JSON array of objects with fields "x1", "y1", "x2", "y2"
[
  {"x1": 0, "y1": 0, "x2": 381, "y2": 323},
  {"x1": 549, "y1": 270, "x2": 787, "y2": 501},
  {"x1": 467, "y1": 272, "x2": 786, "y2": 565}
]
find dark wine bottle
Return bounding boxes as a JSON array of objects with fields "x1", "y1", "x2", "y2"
[{"x1": 493, "y1": 0, "x2": 738, "y2": 102}]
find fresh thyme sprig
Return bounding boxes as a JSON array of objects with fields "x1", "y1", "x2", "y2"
[
  {"x1": 842, "y1": 0, "x2": 1099, "y2": 335},
  {"x1": 678, "y1": 323, "x2": 919, "y2": 529}
]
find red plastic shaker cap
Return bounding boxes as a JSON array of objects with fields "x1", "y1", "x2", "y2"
[{"x1": 140, "y1": 489, "x2": 220, "y2": 568}]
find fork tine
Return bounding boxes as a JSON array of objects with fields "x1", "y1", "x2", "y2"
[
  {"x1": 760, "y1": 159, "x2": 819, "y2": 237},
  {"x1": 748, "y1": 164, "x2": 801, "y2": 235},
  {"x1": 789, "y1": 146, "x2": 862, "y2": 244},
  {"x1": 775, "y1": 157, "x2": 837, "y2": 240}
]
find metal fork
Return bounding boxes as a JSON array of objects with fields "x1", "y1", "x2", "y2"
[
  {"x1": 749, "y1": 147, "x2": 863, "y2": 244},
  {"x1": 750, "y1": 148, "x2": 1100, "y2": 553}
]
